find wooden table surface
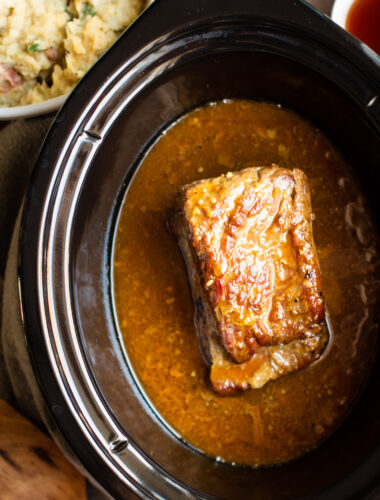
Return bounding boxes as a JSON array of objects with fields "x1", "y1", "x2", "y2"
[{"x1": 0, "y1": 400, "x2": 86, "y2": 500}]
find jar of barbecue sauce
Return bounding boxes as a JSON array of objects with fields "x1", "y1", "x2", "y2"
[{"x1": 345, "y1": 0, "x2": 380, "y2": 54}]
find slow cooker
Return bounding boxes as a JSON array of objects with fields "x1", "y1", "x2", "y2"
[{"x1": 4, "y1": 0, "x2": 380, "y2": 498}]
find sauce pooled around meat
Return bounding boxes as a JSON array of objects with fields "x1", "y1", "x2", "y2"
[{"x1": 113, "y1": 100, "x2": 380, "y2": 466}]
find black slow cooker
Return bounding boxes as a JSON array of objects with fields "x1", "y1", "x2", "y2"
[{"x1": 10, "y1": 0, "x2": 380, "y2": 498}]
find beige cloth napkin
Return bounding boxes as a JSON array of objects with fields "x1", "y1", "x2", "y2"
[{"x1": 0, "y1": 117, "x2": 53, "y2": 406}]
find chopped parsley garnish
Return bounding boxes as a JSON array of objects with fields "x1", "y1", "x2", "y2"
[
  {"x1": 64, "y1": 8, "x2": 74, "y2": 20},
  {"x1": 82, "y1": 2, "x2": 96, "y2": 17},
  {"x1": 27, "y1": 43, "x2": 43, "y2": 53}
]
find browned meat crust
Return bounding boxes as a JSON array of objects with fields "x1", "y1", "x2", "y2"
[{"x1": 169, "y1": 165, "x2": 328, "y2": 395}]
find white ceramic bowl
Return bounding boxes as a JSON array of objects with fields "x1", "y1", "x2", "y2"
[
  {"x1": 0, "y1": 94, "x2": 67, "y2": 121},
  {"x1": 0, "y1": 1, "x2": 154, "y2": 121},
  {"x1": 331, "y1": 0, "x2": 355, "y2": 29}
]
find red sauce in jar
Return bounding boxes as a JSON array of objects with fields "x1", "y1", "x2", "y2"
[{"x1": 346, "y1": 0, "x2": 380, "y2": 54}]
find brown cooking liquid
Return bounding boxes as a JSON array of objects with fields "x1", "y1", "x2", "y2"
[
  {"x1": 346, "y1": 0, "x2": 380, "y2": 54},
  {"x1": 113, "y1": 100, "x2": 380, "y2": 466}
]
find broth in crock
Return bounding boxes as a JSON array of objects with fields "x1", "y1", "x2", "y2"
[{"x1": 113, "y1": 100, "x2": 380, "y2": 466}]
